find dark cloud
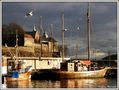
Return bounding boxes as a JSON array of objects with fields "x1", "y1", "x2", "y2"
[{"x1": 2, "y1": 2, "x2": 117, "y2": 58}]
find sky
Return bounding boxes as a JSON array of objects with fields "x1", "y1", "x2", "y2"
[{"x1": 2, "y1": 2, "x2": 117, "y2": 59}]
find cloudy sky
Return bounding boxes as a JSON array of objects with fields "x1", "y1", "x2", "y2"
[{"x1": 2, "y1": 2, "x2": 117, "y2": 59}]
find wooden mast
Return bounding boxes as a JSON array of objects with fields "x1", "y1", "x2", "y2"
[
  {"x1": 40, "y1": 16, "x2": 43, "y2": 58},
  {"x1": 61, "y1": 11, "x2": 65, "y2": 61},
  {"x1": 75, "y1": 44, "x2": 78, "y2": 59},
  {"x1": 87, "y1": 3, "x2": 91, "y2": 60},
  {"x1": 108, "y1": 50, "x2": 111, "y2": 67},
  {"x1": 50, "y1": 24, "x2": 54, "y2": 57},
  {"x1": 16, "y1": 29, "x2": 18, "y2": 61}
]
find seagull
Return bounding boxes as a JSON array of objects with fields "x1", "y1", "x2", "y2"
[
  {"x1": 77, "y1": 27, "x2": 80, "y2": 30},
  {"x1": 33, "y1": 24, "x2": 37, "y2": 31},
  {"x1": 25, "y1": 10, "x2": 33, "y2": 17},
  {"x1": 64, "y1": 29, "x2": 67, "y2": 31}
]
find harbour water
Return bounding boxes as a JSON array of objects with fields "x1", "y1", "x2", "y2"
[{"x1": 2, "y1": 78, "x2": 117, "y2": 88}]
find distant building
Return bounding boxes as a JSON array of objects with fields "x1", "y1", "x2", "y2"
[
  {"x1": 42, "y1": 32, "x2": 59, "y2": 57},
  {"x1": 25, "y1": 30, "x2": 40, "y2": 43},
  {"x1": 25, "y1": 30, "x2": 60, "y2": 57},
  {"x1": 24, "y1": 34, "x2": 34, "y2": 46}
]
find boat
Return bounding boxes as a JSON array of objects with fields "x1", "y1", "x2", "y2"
[
  {"x1": 53, "y1": 69, "x2": 109, "y2": 79},
  {"x1": 51, "y1": 3, "x2": 109, "y2": 79},
  {"x1": 52, "y1": 61, "x2": 110, "y2": 79},
  {"x1": 4, "y1": 30, "x2": 32, "y2": 81},
  {"x1": 6, "y1": 65, "x2": 32, "y2": 81}
]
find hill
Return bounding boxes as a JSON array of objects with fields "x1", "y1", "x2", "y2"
[{"x1": 102, "y1": 54, "x2": 117, "y2": 60}]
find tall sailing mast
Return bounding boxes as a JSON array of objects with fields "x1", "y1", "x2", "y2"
[
  {"x1": 39, "y1": 16, "x2": 43, "y2": 58},
  {"x1": 61, "y1": 11, "x2": 65, "y2": 61},
  {"x1": 87, "y1": 3, "x2": 91, "y2": 60}
]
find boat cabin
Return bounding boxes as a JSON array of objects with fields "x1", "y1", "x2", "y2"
[{"x1": 60, "y1": 60, "x2": 92, "y2": 72}]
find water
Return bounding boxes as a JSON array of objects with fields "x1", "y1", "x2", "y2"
[{"x1": 2, "y1": 78, "x2": 117, "y2": 88}]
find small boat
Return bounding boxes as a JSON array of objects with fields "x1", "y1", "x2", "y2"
[
  {"x1": 6, "y1": 72, "x2": 31, "y2": 81},
  {"x1": 4, "y1": 29, "x2": 32, "y2": 81},
  {"x1": 5, "y1": 50, "x2": 32, "y2": 81},
  {"x1": 6, "y1": 64, "x2": 32, "y2": 81},
  {"x1": 3, "y1": 54, "x2": 32, "y2": 81}
]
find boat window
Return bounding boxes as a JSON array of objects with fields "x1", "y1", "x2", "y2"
[{"x1": 8, "y1": 62, "x2": 14, "y2": 66}]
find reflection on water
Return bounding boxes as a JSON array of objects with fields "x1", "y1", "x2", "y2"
[
  {"x1": 5, "y1": 78, "x2": 117, "y2": 88},
  {"x1": 6, "y1": 80, "x2": 32, "y2": 88},
  {"x1": 60, "y1": 78, "x2": 108, "y2": 88}
]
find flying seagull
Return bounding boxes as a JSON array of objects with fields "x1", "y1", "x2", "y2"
[
  {"x1": 64, "y1": 29, "x2": 67, "y2": 31},
  {"x1": 25, "y1": 10, "x2": 33, "y2": 17},
  {"x1": 77, "y1": 27, "x2": 80, "y2": 30}
]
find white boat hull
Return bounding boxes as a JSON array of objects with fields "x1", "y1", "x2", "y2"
[{"x1": 53, "y1": 67, "x2": 109, "y2": 79}]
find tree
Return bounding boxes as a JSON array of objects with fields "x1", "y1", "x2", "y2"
[{"x1": 2, "y1": 23, "x2": 25, "y2": 46}]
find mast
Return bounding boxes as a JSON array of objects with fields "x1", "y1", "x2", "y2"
[
  {"x1": 75, "y1": 27, "x2": 80, "y2": 59},
  {"x1": 16, "y1": 29, "x2": 18, "y2": 61},
  {"x1": 108, "y1": 50, "x2": 111, "y2": 67},
  {"x1": 50, "y1": 24, "x2": 54, "y2": 57},
  {"x1": 40, "y1": 16, "x2": 43, "y2": 58},
  {"x1": 87, "y1": 3, "x2": 91, "y2": 60},
  {"x1": 61, "y1": 11, "x2": 65, "y2": 61},
  {"x1": 75, "y1": 44, "x2": 78, "y2": 59}
]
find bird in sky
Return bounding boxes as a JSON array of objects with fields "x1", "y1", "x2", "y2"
[
  {"x1": 33, "y1": 24, "x2": 37, "y2": 31},
  {"x1": 25, "y1": 10, "x2": 34, "y2": 17},
  {"x1": 77, "y1": 26, "x2": 80, "y2": 30}
]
